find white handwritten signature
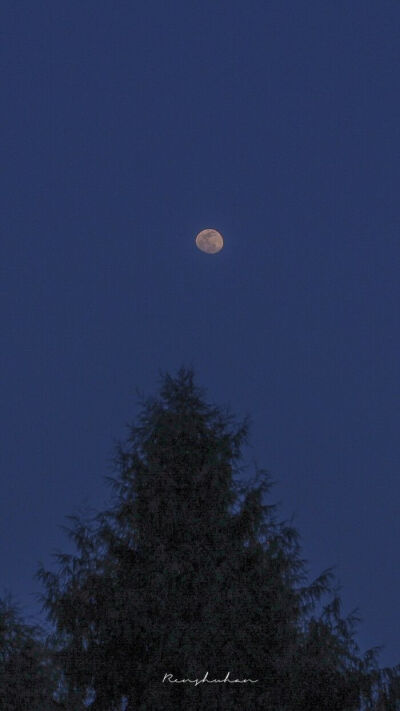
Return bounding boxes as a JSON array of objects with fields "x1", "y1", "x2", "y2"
[{"x1": 162, "y1": 671, "x2": 258, "y2": 686}]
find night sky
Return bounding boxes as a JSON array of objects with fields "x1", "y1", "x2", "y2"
[{"x1": 2, "y1": 1, "x2": 399, "y2": 667}]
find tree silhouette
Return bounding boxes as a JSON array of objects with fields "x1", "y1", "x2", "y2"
[
  {"x1": 0, "y1": 596, "x2": 61, "y2": 710},
  {"x1": 38, "y1": 368, "x2": 400, "y2": 710}
]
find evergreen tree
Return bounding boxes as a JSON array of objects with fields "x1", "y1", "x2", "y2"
[
  {"x1": 0, "y1": 596, "x2": 60, "y2": 710},
  {"x1": 38, "y1": 368, "x2": 400, "y2": 710}
]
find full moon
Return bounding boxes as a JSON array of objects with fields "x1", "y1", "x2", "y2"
[{"x1": 195, "y1": 228, "x2": 224, "y2": 254}]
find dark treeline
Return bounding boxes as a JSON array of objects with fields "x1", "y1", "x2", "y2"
[{"x1": 1, "y1": 369, "x2": 399, "y2": 709}]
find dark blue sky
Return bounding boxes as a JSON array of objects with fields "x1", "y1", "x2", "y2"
[{"x1": 2, "y1": 1, "x2": 399, "y2": 666}]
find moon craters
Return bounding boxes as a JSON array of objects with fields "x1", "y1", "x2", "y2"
[{"x1": 195, "y1": 229, "x2": 223, "y2": 254}]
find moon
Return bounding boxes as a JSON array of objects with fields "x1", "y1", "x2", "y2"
[{"x1": 195, "y1": 229, "x2": 224, "y2": 254}]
